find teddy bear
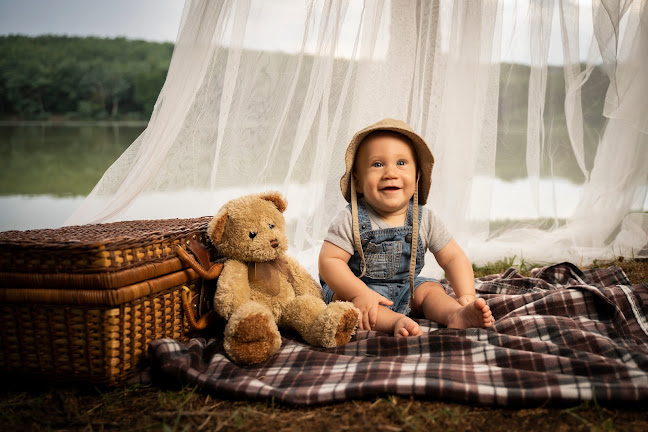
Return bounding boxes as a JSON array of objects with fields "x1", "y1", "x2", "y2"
[{"x1": 177, "y1": 191, "x2": 360, "y2": 364}]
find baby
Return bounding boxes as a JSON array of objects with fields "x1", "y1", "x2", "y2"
[{"x1": 319, "y1": 118, "x2": 494, "y2": 337}]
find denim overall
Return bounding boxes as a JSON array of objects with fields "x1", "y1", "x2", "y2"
[{"x1": 322, "y1": 199, "x2": 438, "y2": 316}]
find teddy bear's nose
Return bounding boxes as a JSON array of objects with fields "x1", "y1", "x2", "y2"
[{"x1": 270, "y1": 239, "x2": 279, "y2": 248}]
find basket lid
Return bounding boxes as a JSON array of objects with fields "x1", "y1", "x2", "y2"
[{"x1": 0, "y1": 217, "x2": 218, "y2": 289}]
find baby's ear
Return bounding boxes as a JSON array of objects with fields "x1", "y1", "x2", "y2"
[
  {"x1": 352, "y1": 174, "x2": 362, "y2": 194},
  {"x1": 208, "y1": 210, "x2": 228, "y2": 245},
  {"x1": 260, "y1": 191, "x2": 287, "y2": 213}
]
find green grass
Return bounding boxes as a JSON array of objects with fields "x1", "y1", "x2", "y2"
[
  {"x1": 561, "y1": 400, "x2": 618, "y2": 432},
  {"x1": 472, "y1": 255, "x2": 543, "y2": 278}
]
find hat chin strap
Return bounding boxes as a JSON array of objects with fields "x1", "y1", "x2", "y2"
[
  {"x1": 409, "y1": 176, "x2": 420, "y2": 298},
  {"x1": 351, "y1": 176, "x2": 420, "y2": 299},
  {"x1": 351, "y1": 180, "x2": 367, "y2": 278}
]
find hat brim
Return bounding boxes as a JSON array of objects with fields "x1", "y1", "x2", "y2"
[{"x1": 340, "y1": 118, "x2": 434, "y2": 205}]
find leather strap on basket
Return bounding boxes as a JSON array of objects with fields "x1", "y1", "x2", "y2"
[
  {"x1": 181, "y1": 285, "x2": 209, "y2": 330},
  {"x1": 177, "y1": 236, "x2": 222, "y2": 331},
  {"x1": 187, "y1": 236, "x2": 212, "y2": 270},
  {"x1": 176, "y1": 239, "x2": 223, "y2": 280}
]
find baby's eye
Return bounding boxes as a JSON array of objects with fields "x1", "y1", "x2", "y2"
[
  {"x1": 269, "y1": 223, "x2": 275, "y2": 229},
  {"x1": 249, "y1": 232, "x2": 257, "y2": 239},
  {"x1": 372, "y1": 162, "x2": 383, "y2": 168},
  {"x1": 397, "y1": 160, "x2": 407, "y2": 166}
]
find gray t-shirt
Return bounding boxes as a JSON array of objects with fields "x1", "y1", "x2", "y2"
[{"x1": 324, "y1": 199, "x2": 452, "y2": 256}]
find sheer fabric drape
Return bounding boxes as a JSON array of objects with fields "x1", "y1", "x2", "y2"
[{"x1": 67, "y1": 0, "x2": 648, "y2": 275}]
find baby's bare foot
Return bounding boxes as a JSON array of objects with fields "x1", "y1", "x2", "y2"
[
  {"x1": 394, "y1": 315, "x2": 423, "y2": 337},
  {"x1": 447, "y1": 297, "x2": 494, "y2": 329}
]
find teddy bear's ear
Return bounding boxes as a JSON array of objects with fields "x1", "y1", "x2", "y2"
[
  {"x1": 208, "y1": 209, "x2": 228, "y2": 245},
  {"x1": 260, "y1": 191, "x2": 287, "y2": 213}
]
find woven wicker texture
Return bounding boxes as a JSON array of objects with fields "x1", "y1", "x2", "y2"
[
  {"x1": 1, "y1": 268, "x2": 200, "y2": 306},
  {"x1": 0, "y1": 279, "x2": 200, "y2": 385},
  {"x1": 0, "y1": 217, "x2": 220, "y2": 385},
  {"x1": 0, "y1": 217, "x2": 212, "y2": 275}
]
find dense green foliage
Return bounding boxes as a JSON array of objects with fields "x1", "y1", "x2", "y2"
[{"x1": 0, "y1": 35, "x2": 173, "y2": 120}]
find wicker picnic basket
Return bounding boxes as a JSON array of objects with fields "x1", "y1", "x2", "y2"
[{"x1": 0, "y1": 217, "x2": 219, "y2": 386}]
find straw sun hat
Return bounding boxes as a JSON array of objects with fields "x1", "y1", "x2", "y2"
[
  {"x1": 340, "y1": 118, "x2": 435, "y2": 296},
  {"x1": 340, "y1": 118, "x2": 434, "y2": 205}
]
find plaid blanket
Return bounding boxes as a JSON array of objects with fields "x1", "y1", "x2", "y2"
[{"x1": 148, "y1": 263, "x2": 648, "y2": 406}]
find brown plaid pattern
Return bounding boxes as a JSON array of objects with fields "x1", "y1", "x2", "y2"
[{"x1": 149, "y1": 263, "x2": 648, "y2": 406}]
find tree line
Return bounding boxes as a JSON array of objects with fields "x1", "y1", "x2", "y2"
[{"x1": 0, "y1": 35, "x2": 173, "y2": 120}]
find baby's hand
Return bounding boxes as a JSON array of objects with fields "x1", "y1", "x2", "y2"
[{"x1": 351, "y1": 289, "x2": 393, "y2": 330}]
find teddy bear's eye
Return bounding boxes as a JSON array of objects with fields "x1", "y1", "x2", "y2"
[
  {"x1": 248, "y1": 232, "x2": 257, "y2": 239},
  {"x1": 269, "y1": 224, "x2": 274, "y2": 229}
]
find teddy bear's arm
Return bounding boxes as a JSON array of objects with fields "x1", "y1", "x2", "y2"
[
  {"x1": 285, "y1": 256, "x2": 323, "y2": 298},
  {"x1": 214, "y1": 259, "x2": 251, "y2": 320}
]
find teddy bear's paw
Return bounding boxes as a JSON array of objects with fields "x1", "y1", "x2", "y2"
[
  {"x1": 310, "y1": 301, "x2": 360, "y2": 348},
  {"x1": 334, "y1": 307, "x2": 360, "y2": 346},
  {"x1": 225, "y1": 312, "x2": 282, "y2": 364}
]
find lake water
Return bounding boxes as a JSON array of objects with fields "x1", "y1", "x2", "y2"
[
  {"x1": 0, "y1": 194, "x2": 85, "y2": 231},
  {"x1": 1, "y1": 123, "x2": 646, "y2": 232},
  {"x1": 0, "y1": 122, "x2": 144, "y2": 231}
]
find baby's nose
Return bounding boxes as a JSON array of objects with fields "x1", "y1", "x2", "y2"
[{"x1": 383, "y1": 168, "x2": 398, "y2": 178}]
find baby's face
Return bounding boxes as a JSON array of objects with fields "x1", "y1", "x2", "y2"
[{"x1": 353, "y1": 132, "x2": 417, "y2": 220}]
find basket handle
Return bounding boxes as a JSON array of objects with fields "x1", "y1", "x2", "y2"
[
  {"x1": 176, "y1": 242, "x2": 223, "y2": 280},
  {"x1": 177, "y1": 236, "x2": 223, "y2": 331},
  {"x1": 181, "y1": 286, "x2": 215, "y2": 330}
]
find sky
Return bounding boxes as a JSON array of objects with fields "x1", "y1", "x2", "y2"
[{"x1": 0, "y1": 0, "x2": 184, "y2": 43}]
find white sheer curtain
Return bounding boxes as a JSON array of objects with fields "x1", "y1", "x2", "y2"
[{"x1": 67, "y1": 0, "x2": 648, "y2": 276}]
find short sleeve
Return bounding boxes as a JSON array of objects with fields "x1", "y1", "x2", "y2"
[
  {"x1": 323, "y1": 206, "x2": 355, "y2": 255},
  {"x1": 420, "y1": 207, "x2": 452, "y2": 253}
]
